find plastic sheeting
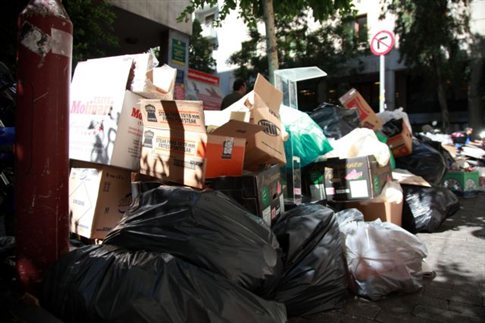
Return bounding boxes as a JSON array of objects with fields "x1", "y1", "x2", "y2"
[
  {"x1": 271, "y1": 204, "x2": 349, "y2": 316},
  {"x1": 309, "y1": 102, "x2": 360, "y2": 139},
  {"x1": 42, "y1": 245, "x2": 287, "y2": 323},
  {"x1": 336, "y1": 209, "x2": 429, "y2": 301},
  {"x1": 401, "y1": 185, "x2": 460, "y2": 233},
  {"x1": 104, "y1": 185, "x2": 281, "y2": 293}
]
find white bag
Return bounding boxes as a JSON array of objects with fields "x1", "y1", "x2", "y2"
[{"x1": 337, "y1": 214, "x2": 429, "y2": 300}]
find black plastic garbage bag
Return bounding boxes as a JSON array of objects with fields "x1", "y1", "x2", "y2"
[
  {"x1": 270, "y1": 204, "x2": 349, "y2": 317},
  {"x1": 402, "y1": 185, "x2": 460, "y2": 233},
  {"x1": 381, "y1": 118, "x2": 404, "y2": 138},
  {"x1": 42, "y1": 245, "x2": 287, "y2": 323},
  {"x1": 104, "y1": 185, "x2": 281, "y2": 293},
  {"x1": 395, "y1": 138, "x2": 447, "y2": 185},
  {"x1": 308, "y1": 102, "x2": 360, "y2": 139}
]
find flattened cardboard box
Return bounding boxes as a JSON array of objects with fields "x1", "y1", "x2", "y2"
[
  {"x1": 69, "y1": 165, "x2": 132, "y2": 239},
  {"x1": 339, "y1": 88, "x2": 382, "y2": 130},
  {"x1": 69, "y1": 56, "x2": 144, "y2": 170}
]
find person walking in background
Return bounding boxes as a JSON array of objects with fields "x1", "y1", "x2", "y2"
[{"x1": 220, "y1": 79, "x2": 247, "y2": 109}]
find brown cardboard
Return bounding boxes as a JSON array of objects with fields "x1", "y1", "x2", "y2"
[
  {"x1": 205, "y1": 134, "x2": 246, "y2": 178},
  {"x1": 339, "y1": 88, "x2": 382, "y2": 130},
  {"x1": 139, "y1": 100, "x2": 251, "y2": 187},
  {"x1": 345, "y1": 199, "x2": 403, "y2": 226},
  {"x1": 222, "y1": 74, "x2": 287, "y2": 169},
  {"x1": 387, "y1": 120, "x2": 413, "y2": 158},
  {"x1": 69, "y1": 164, "x2": 132, "y2": 239},
  {"x1": 392, "y1": 169, "x2": 431, "y2": 187}
]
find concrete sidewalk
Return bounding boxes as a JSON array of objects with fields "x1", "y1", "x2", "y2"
[{"x1": 291, "y1": 191, "x2": 485, "y2": 323}]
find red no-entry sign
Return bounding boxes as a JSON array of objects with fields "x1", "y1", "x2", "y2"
[{"x1": 370, "y1": 30, "x2": 395, "y2": 56}]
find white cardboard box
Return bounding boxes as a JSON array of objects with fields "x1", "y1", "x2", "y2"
[
  {"x1": 69, "y1": 54, "x2": 144, "y2": 170},
  {"x1": 69, "y1": 165, "x2": 132, "y2": 239}
]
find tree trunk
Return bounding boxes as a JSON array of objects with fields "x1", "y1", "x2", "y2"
[
  {"x1": 262, "y1": 0, "x2": 278, "y2": 83},
  {"x1": 435, "y1": 62, "x2": 450, "y2": 132},
  {"x1": 467, "y1": 38, "x2": 484, "y2": 132}
]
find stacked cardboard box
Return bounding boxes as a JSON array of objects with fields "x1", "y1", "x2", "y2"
[{"x1": 68, "y1": 53, "x2": 177, "y2": 239}]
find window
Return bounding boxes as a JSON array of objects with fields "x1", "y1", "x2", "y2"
[
  {"x1": 205, "y1": 14, "x2": 215, "y2": 26},
  {"x1": 354, "y1": 14, "x2": 368, "y2": 42}
]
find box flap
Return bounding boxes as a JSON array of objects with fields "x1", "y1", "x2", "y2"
[
  {"x1": 211, "y1": 120, "x2": 263, "y2": 139},
  {"x1": 140, "y1": 99, "x2": 206, "y2": 133},
  {"x1": 253, "y1": 74, "x2": 283, "y2": 115},
  {"x1": 392, "y1": 169, "x2": 431, "y2": 187}
]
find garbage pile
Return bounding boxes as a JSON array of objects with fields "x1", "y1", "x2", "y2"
[{"x1": 3, "y1": 56, "x2": 483, "y2": 321}]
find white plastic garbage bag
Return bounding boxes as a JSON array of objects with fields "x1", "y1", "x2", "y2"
[
  {"x1": 324, "y1": 128, "x2": 391, "y2": 167},
  {"x1": 336, "y1": 212, "x2": 429, "y2": 300}
]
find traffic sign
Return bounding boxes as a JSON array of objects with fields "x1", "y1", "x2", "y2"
[{"x1": 370, "y1": 30, "x2": 395, "y2": 56}]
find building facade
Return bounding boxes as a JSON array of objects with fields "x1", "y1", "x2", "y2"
[{"x1": 108, "y1": 0, "x2": 192, "y2": 98}]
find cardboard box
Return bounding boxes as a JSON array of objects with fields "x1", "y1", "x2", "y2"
[
  {"x1": 205, "y1": 134, "x2": 247, "y2": 178},
  {"x1": 339, "y1": 88, "x2": 382, "y2": 130},
  {"x1": 139, "y1": 99, "x2": 206, "y2": 188},
  {"x1": 205, "y1": 165, "x2": 284, "y2": 226},
  {"x1": 69, "y1": 165, "x2": 132, "y2": 239},
  {"x1": 304, "y1": 155, "x2": 391, "y2": 201},
  {"x1": 344, "y1": 199, "x2": 403, "y2": 226},
  {"x1": 139, "y1": 100, "x2": 251, "y2": 188},
  {"x1": 87, "y1": 53, "x2": 175, "y2": 99},
  {"x1": 274, "y1": 66, "x2": 327, "y2": 110},
  {"x1": 280, "y1": 156, "x2": 302, "y2": 204},
  {"x1": 69, "y1": 55, "x2": 145, "y2": 170},
  {"x1": 387, "y1": 119, "x2": 413, "y2": 158},
  {"x1": 477, "y1": 167, "x2": 485, "y2": 191},
  {"x1": 443, "y1": 170, "x2": 479, "y2": 192},
  {"x1": 220, "y1": 74, "x2": 287, "y2": 169}
]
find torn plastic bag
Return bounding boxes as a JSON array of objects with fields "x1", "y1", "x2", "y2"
[
  {"x1": 395, "y1": 138, "x2": 446, "y2": 185},
  {"x1": 309, "y1": 102, "x2": 360, "y2": 139},
  {"x1": 401, "y1": 185, "x2": 460, "y2": 233},
  {"x1": 270, "y1": 204, "x2": 349, "y2": 317},
  {"x1": 103, "y1": 185, "x2": 281, "y2": 293},
  {"x1": 42, "y1": 245, "x2": 287, "y2": 323},
  {"x1": 336, "y1": 210, "x2": 428, "y2": 301},
  {"x1": 280, "y1": 105, "x2": 333, "y2": 168}
]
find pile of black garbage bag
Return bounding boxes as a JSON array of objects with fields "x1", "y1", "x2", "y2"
[
  {"x1": 394, "y1": 137, "x2": 460, "y2": 233},
  {"x1": 308, "y1": 102, "x2": 460, "y2": 234},
  {"x1": 42, "y1": 185, "x2": 349, "y2": 322}
]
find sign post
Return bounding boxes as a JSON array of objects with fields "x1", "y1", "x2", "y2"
[{"x1": 370, "y1": 30, "x2": 395, "y2": 112}]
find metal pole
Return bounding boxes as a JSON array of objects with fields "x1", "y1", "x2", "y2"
[
  {"x1": 379, "y1": 54, "x2": 385, "y2": 112},
  {"x1": 16, "y1": 0, "x2": 72, "y2": 293}
]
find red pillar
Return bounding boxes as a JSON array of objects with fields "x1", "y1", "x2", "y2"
[{"x1": 15, "y1": 0, "x2": 72, "y2": 293}]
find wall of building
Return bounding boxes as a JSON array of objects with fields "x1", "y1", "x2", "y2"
[{"x1": 109, "y1": 0, "x2": 192, "y2": 35}]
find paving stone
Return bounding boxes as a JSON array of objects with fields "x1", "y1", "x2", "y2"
[
  {"x1": 375, "y1": 310, "x2": 440, "y2": 323},
  {"x1": 413, "y1": 304, "x2": 482, "y2": 323},
  {"x1": 447, "y1": 300, "x2": 485, "y2": 321},
  {"x1": 423, "y1": 284, "x2": 483, "y2": 306}
]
